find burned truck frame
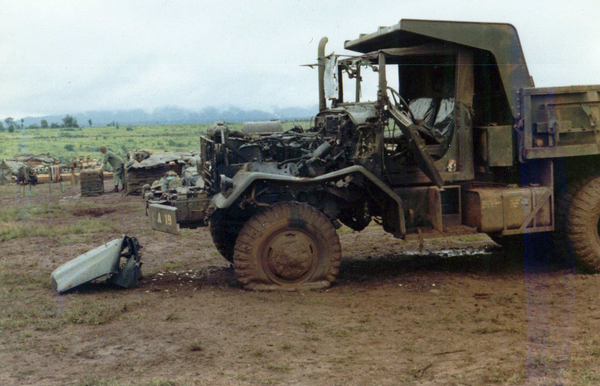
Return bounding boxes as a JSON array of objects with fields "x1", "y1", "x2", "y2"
[{"x1": 148, "y1": 20, "x2": 600, "y2": 289}]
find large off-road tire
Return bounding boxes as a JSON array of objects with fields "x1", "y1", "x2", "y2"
[
  {"x1": 555, "y1": 174, "x2": 600, "y2": 271},
  {"x1": 209, "y1": 216, "x2": 240, "y2": 263},
  {"x1": 233, "y1": 202, "x2": 342, "y2": 290}
]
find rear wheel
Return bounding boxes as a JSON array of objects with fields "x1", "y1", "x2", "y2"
[
  {"x1": 556, "y1": 175, "x2": 600, "y2": 271},
  {"x1": 233, "y1": 202, "x2": 341, "y2": 290}
]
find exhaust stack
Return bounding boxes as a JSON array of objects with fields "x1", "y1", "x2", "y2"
[{"x1": 318, "y1": 37, "x2": 328, "y2": 112}]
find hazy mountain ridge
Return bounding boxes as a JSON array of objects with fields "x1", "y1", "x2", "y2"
[{"x1": 18, "y1": 105, "x2": 317, "y2": 127}]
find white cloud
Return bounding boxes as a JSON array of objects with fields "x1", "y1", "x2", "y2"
[{"x1": 1, "y1": 0, "x2": 599, "y2": 118}]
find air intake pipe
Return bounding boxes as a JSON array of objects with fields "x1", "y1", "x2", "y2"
[{"x1": 318, "y1": 37, "x2": 328, "y2": 112}]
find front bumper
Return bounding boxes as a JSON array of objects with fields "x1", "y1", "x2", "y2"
[
  {"x1": 148, "y1": 204, "x2": 181, "y2": 235},
  {"x1": 147, "y1": 192, "x2": 212, "y2": 234}
]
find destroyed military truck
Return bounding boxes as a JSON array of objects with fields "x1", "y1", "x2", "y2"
[{"x1": 147, "y1": 19, "x2": 600, "y2": 290}]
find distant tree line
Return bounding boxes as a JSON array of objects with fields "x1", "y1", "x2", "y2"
[{"x1": 0, "y1": 114, "x2": 86, "y2": 132}]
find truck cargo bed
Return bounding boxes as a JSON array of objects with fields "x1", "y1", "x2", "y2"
[{"x1": 521, "y1": 84, "x2": 600, "y2": 160}]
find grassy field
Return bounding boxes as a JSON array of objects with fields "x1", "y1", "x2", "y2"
[
  {"x1": 0, "y1": 124, "x2": 206, "y2": 164},
  {"x1": 3, "y1": 183, "x2": 600, "y2": 385},
  {"x1": 0, "y1": 121, "x2": 308, "y2": 164}
]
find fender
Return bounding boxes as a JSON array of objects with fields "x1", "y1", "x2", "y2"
[{"x1": 210, "y1": 165, "x2": 406, "y2": 237}]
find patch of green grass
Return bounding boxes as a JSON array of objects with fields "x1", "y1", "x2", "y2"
[
  {"x1": 0, "y1": 202, "x2": 64, "y2": 222},
  {"x1": 121, "y1": 312, "x2": 147, "y2": 322},
  {"x1": 53, "y1": 341, "x2": 71, "y2": 354},
  {"x1": 266, "y1": 363, "x2": 291, "y2": 373},
  {"x1": 574, "y1": 369, "x2": 600, "y2": 386},
  {"x1": 0, "y1": 200, "x2": 138, "y2": 224},
  {"x1": 32, "y1": 300, "x2": 146, "y2": 331},
  {"x1": 584, "y1": 339, "x2": 600, "y2": 356},
  {"x1": 0, "y1": 271, "x2": 50, "y2": 289},
  {"x1": 15, "y1": 368, "x2": 37, "y2": 377},
  {"x1": 588, "y1": 347, "x2": 600, "y2": 357},
  {"x1": 0, "y1": 275, "x2": 147, "y2": 333},
  {"x1": 23, "y1": 190, "x2": 41, "y2": 197},
  {"x1": 73, "y1": 378, "x2": 187, "y2": 386},
  {"x1": 505, "y1": 371, "x2": 526, "y2": 384},
  {"x1": 0, "y1": 217, "x2": 120, "y2": 241},
  {"x1": 59, "y1": 302, "x2": 125, "y2": 326},
  {"x1": 160, "y1": 262, "x2": 185, "y2": 272}
]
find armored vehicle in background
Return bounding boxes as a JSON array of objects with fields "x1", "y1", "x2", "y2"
[{"x1": 147, "y1": 20, "x2": 600, "y2": 290}]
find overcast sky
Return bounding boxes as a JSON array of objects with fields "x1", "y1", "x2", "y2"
[{"x1": 1, "y1": 0, "x2": 598, "y2": 119}]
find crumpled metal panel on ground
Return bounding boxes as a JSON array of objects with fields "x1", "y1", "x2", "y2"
[{"x1": 50, "y1": 236, "x2": 143, "y2": 294}]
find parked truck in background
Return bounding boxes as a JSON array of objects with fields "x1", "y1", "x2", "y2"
[{"x1": 146, "y1": 19, "x2": 600, "y2": 290}]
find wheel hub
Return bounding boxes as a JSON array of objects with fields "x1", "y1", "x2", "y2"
[{"x1": 265, "y1": 230, "x2": 316, "y2": 282}]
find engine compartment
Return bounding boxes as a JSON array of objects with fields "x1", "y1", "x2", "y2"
[{"x1": 201, "y1": 107, "x2": 384, "y2": 193}]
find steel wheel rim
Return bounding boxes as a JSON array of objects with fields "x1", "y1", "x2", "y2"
[{"x1": 260, "y1": 228, "x2": 319, "y2": 285}]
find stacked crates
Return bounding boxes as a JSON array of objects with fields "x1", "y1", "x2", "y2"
[{"x1": 80, "y1": 170, "x2": 104, "y2": 196}]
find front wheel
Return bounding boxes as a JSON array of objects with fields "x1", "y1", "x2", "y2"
[
  {"x1": 556, "y1": 174, "x2": 600, "y2": 271},
  {"x1": 233, "y1": 202, "x2": 342, "y2": 290}
]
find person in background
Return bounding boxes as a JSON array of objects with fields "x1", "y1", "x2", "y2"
[{"x1": 99, "y1": 146, "x2": 124, "y2": 192}]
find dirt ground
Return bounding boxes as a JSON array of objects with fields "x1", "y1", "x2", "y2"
[{"x1": 2, "y1": 181, "x2": 600, "y2": 386}]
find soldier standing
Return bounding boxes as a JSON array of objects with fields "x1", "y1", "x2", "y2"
[{"x1": 99, "y1": 146, "x2": 124, "y2": 192}]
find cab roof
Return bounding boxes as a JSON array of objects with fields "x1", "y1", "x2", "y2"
[{"x1": 344, "y1": 19, "x2": 533, "y2": 119}]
